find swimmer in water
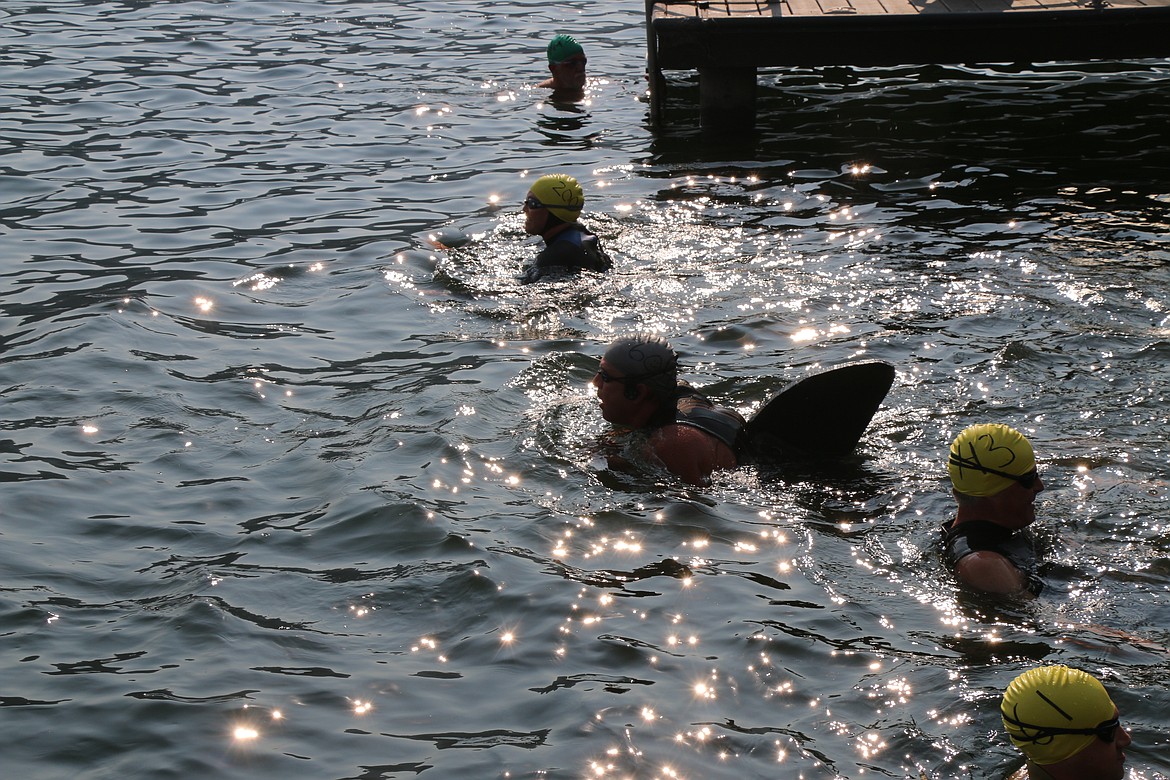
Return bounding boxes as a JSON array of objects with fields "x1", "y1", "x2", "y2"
[
  {"x1": 940, "y1": 423, "x2": 1046, "y2": 598},
  {"x1": 1001, "y1": 665, "x2": 1132, "y2": 780},
  {"x1": 520, "y1": 173, "x2": 610, "y2": 283},
  {"x1": 592, "y1": 334, "x2": 745, "y2": 486},
  {"x1": 538, "y1": 34, "x2": 587, "y2": 102}
]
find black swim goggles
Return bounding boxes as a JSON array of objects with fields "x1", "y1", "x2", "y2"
[
  {"x1": 1002, "y1": 709, "x2": 1121, "y2": 744},
  {"x1": 595, "y1": 367, "x2": 624, "y2": 385},
  {"x1": 948, "y1": 452, "x2": 1039, "y2": 489},
  {"x1": 523, "y1": 196, "x2": 546, "y2": 210},
  {"x1": 595, "y1": 362, "x2": 675, "y2": 388}
]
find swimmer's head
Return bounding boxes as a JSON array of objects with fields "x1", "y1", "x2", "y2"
[
  {"x1": 547, "y1": 34, "x2": 585, "y2": 64},
  {"x1": 947, "y1": 423, "x2": 1036, "y2": 497},
  {"x1": 528, "y1": 174, "x2": 584, "y2": 224},
  {"x1": 602, "y1": 334, "x2": 678, "y2": 398},
  {"x1": 1001, "y1": 665, "x2": 1118, "y2": 765}
]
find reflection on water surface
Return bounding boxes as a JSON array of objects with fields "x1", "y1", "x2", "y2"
[{"x1": 2, "y1": 1, "x2": 1169, "y2": 778}]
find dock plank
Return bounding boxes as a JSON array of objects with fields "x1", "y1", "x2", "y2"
[
  {"x1": 847, "y1": 0, "x2": 891, "y2": 14},
  {"x1": 782, "y1": 0, "x2": 827, "y2": 14},
  {"x1": 656, "y1": 0, "x2": 780, "y2": 17},
  {"x1": 875, "y1": 0, "x2": 929, "y2": 14},
  {"x1": 702, "y1": 1, "x2": 769, "y2": 17},
  {"x1": 655, "y1": 0, "x2": 1166, "y2": 17},
  {"x1": 935, "y1": 0, "x2": 991, "y2": 10},
  {"x1": 820, "y1": 1, "x2": 862, "y2": 14}
]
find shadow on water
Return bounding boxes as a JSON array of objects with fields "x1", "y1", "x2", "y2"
[{"x1": 649, "y1": 61, "x2": 1170, "y2": 185}]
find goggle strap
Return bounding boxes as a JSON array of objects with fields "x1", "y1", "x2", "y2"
[{"x1": 1002, "y1": 710, "x2": 1119, "y2": 743}]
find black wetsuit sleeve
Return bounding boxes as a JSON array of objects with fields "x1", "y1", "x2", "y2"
[{"x1": 520, "y1": 227, "x2": 611, "y2": 284}]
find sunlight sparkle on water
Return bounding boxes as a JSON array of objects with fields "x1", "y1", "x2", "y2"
[
  {"x1": 857, "y1": 731, "x2": 887, "y2": 759},
  {"x1": 930, "y1": 708, "x2": 973, "y2": 728},
  {"x1": 886, "y1": 677, "x2": 912, "y2": 703},
  {"x1": 588, "y1": 760, "x2": 615, "y2": 777},
  {"x1": 411, "y1": 636, "x2": 438, "y2": 652},
  {"x1": 791, "y1": 327, "x2": 818, "y2": 344},
  {"x1": 233, "y1": 725, "x2": 259, "y2": 741},
  {"x1": 194, "y1": 296, "x2": 213, "y2": 313},
  {"x1": 693, "y1": 682, "x2": 716, "y2": 700}
]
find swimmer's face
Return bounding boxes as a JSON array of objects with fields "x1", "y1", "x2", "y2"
[
  {"x1": 523, "y1": 191, "x2": 548, "y2": 235},
  {"x1": 549, "y1": 55, "x2": 587, "y2": 90},
  {"x1": 985, "y1": 470, "x2": 1044, "y2": 529},
  {"x1": 592, "y1": 358, "x2": 638, "y2": 425},
  {"x1": 1068, "y1": 708, "x2": 1130, "y2": 780}
]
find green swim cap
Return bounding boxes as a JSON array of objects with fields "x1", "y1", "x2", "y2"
[
  {"x1": 547, "y1": 34, "x2": 584, "y2": 64},
  {"x1": 1001, "y1": 665, "x2": 1116, "y2": 765},
  {"x1": 602, "y1": 334, "x2": 678, "y2": 398},
  {"x1": 529, "y1": 174, "x2": 584, "y2": 223},
  {"x1": 947, "y1": 423, "x2": 1035, "y2": 497}
]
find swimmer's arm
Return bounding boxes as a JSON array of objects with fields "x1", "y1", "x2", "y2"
[
  {"x1": 953, "y1": 551, "x2": 1037, "y2": 599},
  {"x1": 520, "y1": 242, "x2": 566, "y2": 284},
  {"x1": 520, "y1": 241, "x2": 577, "y2": 283}
]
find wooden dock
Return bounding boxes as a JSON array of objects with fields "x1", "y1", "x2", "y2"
[{"x1": 646, "y1": 0, "x2": 1170, "y2": 128}]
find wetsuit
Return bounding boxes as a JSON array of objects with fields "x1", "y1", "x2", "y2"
[
  {"x1": 521, "y1": 223, "x2": 610, "y2": 284},
  {"x1": 940, "y1": 519, "x2": 1044, "y2": 596},
  {"x1": 659, "y1": 384, "x2": 746, "y2": 452}
]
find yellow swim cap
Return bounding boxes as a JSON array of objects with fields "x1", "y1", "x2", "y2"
[
  {"x1": 947, "y1": 423, "x2": 1035, "y2": 497},
  {"x1": 529, "y1": 174, "x2": 584, "y2": 223},
  {"x1": 1001, "y1": 665, "x2": 1116, "y2": 765}
]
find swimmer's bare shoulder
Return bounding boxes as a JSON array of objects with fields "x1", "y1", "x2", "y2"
[
  {"x1": 954, "y1": 550, "x2": 1035, "y2": 598},
  {"x1": 648, "y1": 424, "x2": 735, "y2": 486}
]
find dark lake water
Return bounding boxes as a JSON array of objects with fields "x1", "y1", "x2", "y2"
[{"x1": 3, "y1": 1, "x2": 1169, "y2": 778}]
